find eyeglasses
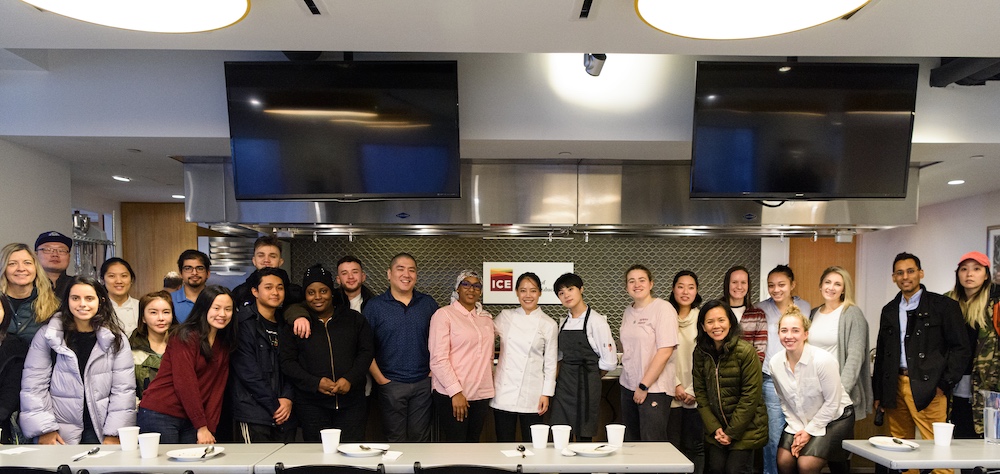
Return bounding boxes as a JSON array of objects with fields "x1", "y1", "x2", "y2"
[
  {"x1": 37, "y1": 248, "x2": 70, "y2": 256},
  {"x1": 458, "y1": 280, "x2": 484, "y2": 290},
  {"x1": 893, "y1": 268, "x2": 919, "y2": 277},
  {"x1": 182, "y1": 265, "x2": 207, "y2": 274}
]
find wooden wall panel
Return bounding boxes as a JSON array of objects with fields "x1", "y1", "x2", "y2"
[
  {"x1": 121, "y1": 203, "x2": 199, "y2": 297},
  {"x1": 788, "y1": 237, "x2": 857, "y2": 307}
]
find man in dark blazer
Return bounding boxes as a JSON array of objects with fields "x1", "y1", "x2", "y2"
[{"x1": 873, "y1": 252, "x2": 970, "y2": 474}]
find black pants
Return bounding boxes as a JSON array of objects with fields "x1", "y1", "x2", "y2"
[
  {"x1": 433, "y1": 391, "x2": 491, "y2": 442},
  {"x1": 297, "y1": 399, "x2": 367, "y2": 443},
  {"x1": 706, "y1": 443, "x2": 756, "y2": 474},
  {"x1": 668, "y1": 407, "x2": 705, "y2": 474},
  {"x1": 493, "y1": 409, "x2": 543, "y2": 442},
  {"x1": 621, "y1": 388, "x2": 672, "y2": 441},
  {"x1": 376, "y1": 378, "x2": 433, "y2": 442},
  {"x1": 236, "y1": 421, "x2": 297, "y2": 443}
]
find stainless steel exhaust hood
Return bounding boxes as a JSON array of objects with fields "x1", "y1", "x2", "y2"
[{"x1": 183, "y1": 158, "x2": 918, "y2": 238}]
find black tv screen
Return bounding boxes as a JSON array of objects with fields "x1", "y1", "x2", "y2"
[
  {"x1": 225, "y1": 61, "x2": 461, "y2": 200},
  {"x1": 690, "y1": 62, "x2": 919, "y2": 199}
]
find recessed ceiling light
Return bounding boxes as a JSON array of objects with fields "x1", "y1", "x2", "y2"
[
  {"x1": 20, "y1": 0, "x2": 249, "y2": 33},
  {"x1": 112, "y1": 175, "x2": 131, "y2": 182},
  {"x1": 126, "y1": 148, "x2": 141, "y2": 153},
  {"x1": 778, "y1": 66, "x2": 792, "y2": 72},
  {"x1": 948, "y1": 179, "x2": 965, "y2": 185},
  {"x1": 635, "y1": 0, "x2": 870, "y2": 40},
  {"x1": 970, "y1": 155, "x2": 984, "y2": 160},
  {"x1": 171, "y1": 194, "x2": 185, "y2": 199}
]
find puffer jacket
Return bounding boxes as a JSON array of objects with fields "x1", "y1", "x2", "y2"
[
  {"x1": 128, "y1": 330, "x2": 162, "y2": 401},
  {"x1": 19, "y1": 316, "x2": 136, "y2": 443},
  {"x1": 693, "y1": 335, "x2": 768, "y2": 450}
]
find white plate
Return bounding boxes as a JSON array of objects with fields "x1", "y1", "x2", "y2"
[
  {"x1": 868, "y1": 436, "x2": 918, "y2": 451},
  {"x1": 166, "y1": 446, "x2": 225, "y2": 461},
  {"x1": 338, "y1": 444, "x2": 390, "y2": 457},
  {"x1": 567, "y1": 443, "x2": 618, "y2": 457}
]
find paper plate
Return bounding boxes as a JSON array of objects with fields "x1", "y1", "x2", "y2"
[
  {"x1": 166, "y1": 446, "x2": 225, "y2": 461},
  {"x1": 868, "y1": 436, "x2": 918, "y2": 451},
  {"x1": 567, "y1": 443, "x2": 618, "y2": 457},
  {"x1": 338, "y1": 443, "x2": 390, "y2": 457}
]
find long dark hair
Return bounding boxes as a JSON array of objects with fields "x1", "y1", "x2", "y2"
[
  {"x1": 721, "y1": 265, "x2": 752, "y2": 307},
  {"x1": 668, "y1": 270, "x2": 703, "y2": 312},
  {"x1": 695, "y1": 299, "x2": 741, "y2": 357},
  {"x1": 136, "y1": 290, "x2": 178, "y2": 338},
  {"x1": 172, "y1": 285, "x2": 237, "y2": 361},
  {"x1": 56, "y1": 276, "x2": 125, "y2": 352}
]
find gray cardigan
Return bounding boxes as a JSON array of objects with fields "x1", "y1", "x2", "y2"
[{"x1": 810, "y1": 304, "x2": 873, "y2": 418}]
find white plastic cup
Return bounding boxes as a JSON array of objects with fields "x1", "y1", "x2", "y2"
[
  {"x1": 606, "y1": 423, "x2": 626, "y2": 447},
  {"x1": 529, "y1": 424, "x2": 550, "y2": 449},
  {"x1": 933, "y1": 422, "x2": 955, "y2": 446},
  {"x1": 118, "y1": 426, "x2": 140, "y2": 451},
  {"x1": 137, "y1": 432, "x2": 160, "y2": 459},
  {"x1": 321, "y1": 428, "x2": 342, "y2": 453},
  {"x1": 551, "y1": 424, "x2": 572, "y2": 450}
]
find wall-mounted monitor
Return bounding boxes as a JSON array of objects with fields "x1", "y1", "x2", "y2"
[
  {"x1": 690, "y1": 62, "x2": 919, "y2": 200},
  {"x1": 225, "y1": 61, "x2": 461, "y2": 200}
]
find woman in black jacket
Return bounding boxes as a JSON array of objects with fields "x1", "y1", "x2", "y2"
[
  {"x1": 278, "y1": 264, "x2": 374, "y2": 442},
  {"x1": 0, "y1": 294, "x2": 29, "y2": 443}
]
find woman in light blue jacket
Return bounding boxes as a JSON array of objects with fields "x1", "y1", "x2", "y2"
[{"x1": 20, "y1": 276, "x2": 136, "y2": 444}]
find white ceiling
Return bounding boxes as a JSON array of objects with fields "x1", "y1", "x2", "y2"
[{"x1": 1, "y1": 0, "x2": 999, "y2": 208}]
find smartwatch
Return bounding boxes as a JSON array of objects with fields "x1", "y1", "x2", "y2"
[{"x1": 638, "y1": 383, "x2": 648, "y2": 391}]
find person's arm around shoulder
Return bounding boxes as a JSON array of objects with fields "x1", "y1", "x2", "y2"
[
  {"x1": 19, "y1": 328, "x2": 62, "y2": 443},
  {"x1": 283, "y1": 302, "x2": 312, "y2": 338},
  {"x1": 103, "y1": 335, "x2": 137, "y2": 444}
]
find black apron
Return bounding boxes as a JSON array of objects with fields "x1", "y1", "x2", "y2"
[{"x1": 551, "y1": 308, "x2": 601, "y2": 437}]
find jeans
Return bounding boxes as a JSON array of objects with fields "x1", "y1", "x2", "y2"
[
  {"x1": 137, "y1": 407, "x2": 198, "y2": 444},
  {"x1": 762, "y1": 374, "x2": 784, "y2": 474}
]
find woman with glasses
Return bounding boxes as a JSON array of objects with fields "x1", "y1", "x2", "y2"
[
  {"x1": 1, "y1": 243, "x2": 60, "y2": 343},
  {"x1": 492, "y1": 272, "x2": 558, "y2": 442},
  {"x1": 429, "y1": 270, "x2": 495, "y2": 442},
  {"x1": 101, "y1": 257, "x2": 139, "y2": 337}
]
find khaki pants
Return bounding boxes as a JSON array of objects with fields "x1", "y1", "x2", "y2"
[{"x1": 885, "y1": 374, "x2": 950, "y2": 474}]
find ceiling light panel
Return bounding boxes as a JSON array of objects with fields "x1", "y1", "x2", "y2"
[{"x1": 21, "y1": 0, "x2": 249, "y2": 33}]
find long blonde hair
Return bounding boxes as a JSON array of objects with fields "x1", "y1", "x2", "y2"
[
  {"x1": 0, "y1": 243, "x2": 59, "y2": 323},
  {"x1": 819, "y1": 266, "x2": 856, "y2": 310},
  {"x1": 950, "y1": 263, "x2": 992, "y2": 329}
]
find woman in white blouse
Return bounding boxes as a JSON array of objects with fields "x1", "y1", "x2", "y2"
[
  {"x1": 101, "y1": 258, "x2": 139, "y2": 337},
  {"x1": 491, "y1": 272, "x2": 558, "y2": 442},
  {"x1": 769, "y1": 306, "x2": 854, "y2": 474}
]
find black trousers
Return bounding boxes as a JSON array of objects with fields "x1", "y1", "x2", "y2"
[
  {"x1": 668, "y1": 406, "x2": 706, "y2": 474},
  {"x1": 621, "y1": 388, "x2": 672, "y2": 441},
  {"x1": 706, "y1": 443, "x2": 756, "y2": 474},
  {"x1": 493, "y1": 408, "x2": 543, "y2": 443},
  {"x1": 297, "y1": 398, "x2": 367, "y2": 443},
  {"x1": 433, "y1": 391, "x2": 491, "y2": 442}
]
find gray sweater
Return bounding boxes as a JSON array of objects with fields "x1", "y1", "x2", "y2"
[{"x1": 811, "y1": 304, "x2": 873, "y2": 418}]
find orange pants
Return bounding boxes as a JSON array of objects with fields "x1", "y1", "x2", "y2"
[{"x1": 885, "y1": 375, "x2": 950, "y2": 474}]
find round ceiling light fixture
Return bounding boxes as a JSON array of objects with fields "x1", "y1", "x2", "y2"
[
  {"x1": 21, "y1": 0, "x2": 249, "y2": 33},
  {"x1": 635, "y1": 0, "x2": 870, "y2": 40}
]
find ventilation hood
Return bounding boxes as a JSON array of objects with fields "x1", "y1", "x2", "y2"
[{"x1": 183, "y1": 158, "x2": 918, "y2": 238}]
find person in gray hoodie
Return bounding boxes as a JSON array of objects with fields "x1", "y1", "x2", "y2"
[{"x1": 20, "y1": 276, "x2": 136, "y2": 444}]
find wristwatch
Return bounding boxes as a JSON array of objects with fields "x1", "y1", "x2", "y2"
[{"x1": 638, "y1": 383, "x2": 648, "y2": 391}]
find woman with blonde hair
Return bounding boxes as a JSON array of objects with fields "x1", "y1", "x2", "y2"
[
  {"x1": 771, "y1": 305, "x2": 854, "y2": 474},
  {"x1": 945, "y1": 251, "x2": 1000, "y2": 438},
  {"x1": 807, "y1": 266, "x2": 870, "y2": 474},
  {"x1": 1, "y1": 243, "x2": 60, "y2": 342}
]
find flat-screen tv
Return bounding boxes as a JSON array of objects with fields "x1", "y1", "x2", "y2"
[
  {"x1": 690, "y1": 62, "x2": 919, "y2": 200},
  {"x1": 225, "y1": 61, "x2": 461, "y2": 200}
]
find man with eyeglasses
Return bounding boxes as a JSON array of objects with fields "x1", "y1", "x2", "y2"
[
  {"x1": 34, "y1": 231, "x2": 73, "y2": 299},
  {"x1": 873, "y1": 252, "x2": 969, "y2": 474},
  {"x1": 172, "y1": 249, "x2": 212, "y2": 323}
]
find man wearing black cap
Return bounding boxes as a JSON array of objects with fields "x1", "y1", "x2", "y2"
[
  {"x1": 231, "y1": 267, "x2": 296, "y2": 443},
  {"x1": 34, "y1": 231, "x2": 73, "y2": 299}
]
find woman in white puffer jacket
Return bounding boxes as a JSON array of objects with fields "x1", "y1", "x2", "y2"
[{"x1": 20, "y1": 276, "x2": 135, "y2": 444}]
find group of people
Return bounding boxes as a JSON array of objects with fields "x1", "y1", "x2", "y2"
[{"x1": 1, "y1": 231, "x2": 997, "y2": 474}]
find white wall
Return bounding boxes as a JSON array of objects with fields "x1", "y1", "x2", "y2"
[
  {"x1": 856, "y1": 188, "x2": 1000, "y2": 342},
  {"x1": 0, "y1": 138, "x2": 72, "y2": 246}
]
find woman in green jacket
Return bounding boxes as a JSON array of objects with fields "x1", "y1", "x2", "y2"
[{"x1": 693, "y1": 299, "x2": 768, "y2": 474}]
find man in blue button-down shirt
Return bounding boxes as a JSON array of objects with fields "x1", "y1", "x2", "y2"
[{"x1": 364, "y1": 252, "x2": 440, "y2": 442}]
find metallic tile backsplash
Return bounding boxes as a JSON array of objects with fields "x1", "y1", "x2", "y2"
[{"x1": 290, "y1": 236, "x2": 760, "y2": 339}]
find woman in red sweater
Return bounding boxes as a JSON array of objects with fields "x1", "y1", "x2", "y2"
[{"x1": 137, "y1": 286, "x2": 237, "y2": 444}]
